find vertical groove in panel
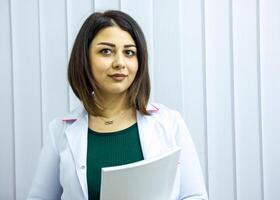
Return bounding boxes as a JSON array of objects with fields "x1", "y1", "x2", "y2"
[
  {"x1": 65, "y1": 0, "x2": 70, "y2": 112},
  {"x1": 256, "y1": 0, "x2": 264, "y2": 199},
  {"x1": 178, "y1": 0, "x2": 186, "y2": 117},
  {"x1": 9, "y1": 0, "x2": 16, "y2": 199},
  {"x1": 119, "y1": 0, "x2": 121, "y2": 10},
  {"x1": 201, "y1": 0, "x2": 209, "y2": 193},
  {"x1": 229, "y1": 0, "x2": 237, "y2": 199},
  {"x1": 38, "y1": 0, "x2": 43, "y2": 148}
]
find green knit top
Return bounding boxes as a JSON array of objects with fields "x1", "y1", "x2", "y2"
[{"x1": 86, "y1": 122, "x2": 144, "y2": 200}]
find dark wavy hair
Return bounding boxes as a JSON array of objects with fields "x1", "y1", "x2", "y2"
[{"x1": 68, "y1": 10, "x2": 151, "y2": 117}]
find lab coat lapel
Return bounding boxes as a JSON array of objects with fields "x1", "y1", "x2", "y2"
[
  {"x1": 136, "y1": 105, "x2": 162, "y2": 159},
  {"x1": 64, "y1": 111, "x2": 88, "y2": 200}
]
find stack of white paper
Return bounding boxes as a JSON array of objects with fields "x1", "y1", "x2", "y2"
[{"x1": 100, "y1": 147, "x2": 181, "y2": 200}]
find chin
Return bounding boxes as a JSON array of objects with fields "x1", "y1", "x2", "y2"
[{"x1": 107, "y1": 87, "x2": 128, "y2": 95}]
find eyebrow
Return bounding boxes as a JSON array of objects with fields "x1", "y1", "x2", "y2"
[{"x1": 97, "y1": 42, "x2": 136, "y2": 48}]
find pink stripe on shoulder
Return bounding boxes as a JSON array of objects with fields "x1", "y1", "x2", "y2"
[
  {"x1": 62, "y1": 118, "x2": 77, "y2": 122},
  {"x1": 147, "y1": 104, "x2": 159, "y2": 113}
]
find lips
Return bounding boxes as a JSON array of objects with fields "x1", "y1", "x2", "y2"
[
  {"x1": 108, "y1": 73, "x2": 128, "y2": 81},
  {"x1": 109, "y1": 73, "x2": 128, "y2": 77}
]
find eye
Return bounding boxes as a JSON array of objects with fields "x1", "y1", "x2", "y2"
[
  {"x1": 100, "y1": 48, "x2": 112, "y2": 55},
  {"x1": 124, "y1": 50, "x2": 136, "y2": 57}
]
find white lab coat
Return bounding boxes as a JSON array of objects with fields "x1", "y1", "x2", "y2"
[{"x1": 27, "y1": 102, "x2": 208, "y2": 200}]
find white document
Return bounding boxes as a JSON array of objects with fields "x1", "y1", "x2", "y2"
[{"x1": 100, "y1": 147, "x2": 181, "y2": 200}]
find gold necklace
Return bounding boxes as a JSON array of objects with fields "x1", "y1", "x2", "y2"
[{"x1": 99, "y1": 108, "x2": 130, "y2": 125}]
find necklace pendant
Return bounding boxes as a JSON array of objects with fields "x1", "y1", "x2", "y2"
[{"x1": 104, "y1": 120, "x2": 113, "y2": 125}]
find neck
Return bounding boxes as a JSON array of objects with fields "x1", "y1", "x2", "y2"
[{"x1": 95, "y1": 92, "x2": 131, "y2": 118}]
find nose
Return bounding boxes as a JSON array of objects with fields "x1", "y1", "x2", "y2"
[{"x1": 112, "y1": 52, "x2": 125, "y2": 69}]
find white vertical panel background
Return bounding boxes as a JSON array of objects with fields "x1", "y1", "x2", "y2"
[
  {"x1": 153, "y1": 0, "x2": 183, "y2": 111},
  {"x1": 232, "y1": 0, "x2": 263, "y2": 200},
  {"x1": 1, "y1": 0, "x2": 279, "y2": 199},
  {"x1": 10, "y1": 1, "x2": 42, "y2": 199},
  {"x1": 180, "y1": 0, "x2": 208, "y2": 188},
  {"x1": 0, "y1": 0, "x2": 15, "y2": 199},
  {"x1": 39, "y1": 0, "x2": 69, "y2": 146},
  {"x1": 204, "y1": 0, "x2": 236, "y2": 199},
  {"x1": 95, "y1": 0, "x2": 119, "y2": 11},
  {"x1": 259, "y1": 0, "x2": 280, "y2": 199}
]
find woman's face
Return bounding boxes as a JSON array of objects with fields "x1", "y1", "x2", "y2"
[{"x1": 89, "y1": 26, "x2": 138, "y2": 97}]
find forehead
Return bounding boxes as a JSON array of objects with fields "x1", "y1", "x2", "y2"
[{"x1": 91, "y1": 26, "x2": 135, "y2": 46}]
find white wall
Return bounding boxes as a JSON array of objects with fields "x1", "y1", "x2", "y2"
[{"x1": 1, "y1": 0, "x2": 279, "y2": 199}]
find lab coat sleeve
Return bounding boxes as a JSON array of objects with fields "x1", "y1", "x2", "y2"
[
  {"x1": 27, "y1": 119, "x2": 62, "y2": 200},
  {"x1": 174, "y1": 111, "x2": 208, "y2": 200}
]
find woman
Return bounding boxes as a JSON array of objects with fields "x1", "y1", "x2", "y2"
[{"x1": 27, "y1": 10, "x2": 208, "y2": 200}]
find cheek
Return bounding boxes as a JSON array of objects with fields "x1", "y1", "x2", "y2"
[{"x1": 91, "y1": 57, "x2": 111, "y2": 76}]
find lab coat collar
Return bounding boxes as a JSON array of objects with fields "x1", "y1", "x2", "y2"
[{"x1": 63, "y1": 103, "x2": 159, "y2": 199}]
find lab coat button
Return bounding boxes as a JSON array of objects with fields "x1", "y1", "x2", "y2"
[{"x1": 80, "y1": 165, "x2": 85, "y2": 169}]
